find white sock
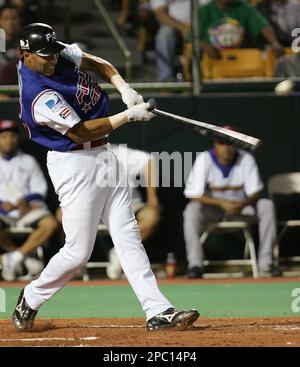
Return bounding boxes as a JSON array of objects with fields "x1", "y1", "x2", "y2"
[{"x1": 10, "y1": 250, "x2": 24, "y2": 264}]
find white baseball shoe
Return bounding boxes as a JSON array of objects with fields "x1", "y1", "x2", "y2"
[
  {"x1": 106, "y1": 247, "x2": 123, "y2": 280},
  {"x1": 1, "y1": 252, "x2": 23, "y2": 281},
  {"x1": 147, "y1": 308, "x2": 200, "y2": 331}
]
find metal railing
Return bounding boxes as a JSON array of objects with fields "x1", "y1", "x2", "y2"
[
  {"x1": 94, "y1": 0, "x2": 132, "y2": 81},
  {"x1": 0, "y1": 82, "x2": 193, "y2": 96}
]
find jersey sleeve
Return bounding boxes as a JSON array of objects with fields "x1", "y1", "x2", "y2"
[
  {"x1": 243, "y1": 153, "x2": 264, "y2": 197},
  {"x1": 60, "y1": 43, "x2": 83, "y2": 67},
  {"x1": 184, "y1": 152, "x2": 208, "y2": 198},
  {"x1": 32, "y1": 90, "x2": 81, "y2": 135}
]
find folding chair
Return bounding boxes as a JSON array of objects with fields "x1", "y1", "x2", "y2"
[
  {"x1": 268, "y1": 173, "x2": 300, "y2": 266},
  {"x1": 202, "y1": 48, "x2": 265, "y2": 79},
  {"x1": 200, "y1": 221, "x2": 259, "y2": 278}
]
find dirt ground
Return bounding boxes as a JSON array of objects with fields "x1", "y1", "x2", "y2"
[{"x1": 1, "y1": 317, "x2": 300, "y2": 347}]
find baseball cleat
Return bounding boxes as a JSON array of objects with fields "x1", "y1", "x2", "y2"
[
  {"x1": 12, "y1": 288, "x2": 38, "y2": 331},
  {"x1": 146, "y1": 308, "x2": 199, "y2": 331}
]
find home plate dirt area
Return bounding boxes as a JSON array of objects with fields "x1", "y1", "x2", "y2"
[
  {"x1": 1, "y1": 278, "x2": 300, "y2": 346},
  {"x1": 1, "y1": 317, "x2": 300, "y2": 347}
]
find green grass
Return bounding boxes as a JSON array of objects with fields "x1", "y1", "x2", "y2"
[{"x1": 1, "y1": 282, "x2": 299, "y2": 319}]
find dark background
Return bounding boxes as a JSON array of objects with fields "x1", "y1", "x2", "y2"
[{"x1": 1, "y1": 93, "x2": 300, "y2": 265}]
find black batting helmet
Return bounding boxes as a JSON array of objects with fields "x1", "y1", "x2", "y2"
[{"x1": 19, "y1": 23, "x2": 65, "y2": 56}]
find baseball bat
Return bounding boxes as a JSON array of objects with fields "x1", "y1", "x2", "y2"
[{"x1": 147, "y1": 98, "x2": 262, "y2": 153}]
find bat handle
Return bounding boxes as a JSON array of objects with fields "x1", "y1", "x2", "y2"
[{"x1": 147, "y1": 98, "x2": 157, "y2": 111}]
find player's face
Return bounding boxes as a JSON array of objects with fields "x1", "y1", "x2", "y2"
[
  {"x1": 25, "y1": 52, "x2": 59, "y2": 76},
  {"x1": 0, "y1": 131, "x2": 18, "y2": 155},
  {"x1": 0, "y1": 8, "x2": 20, "y2": 39},
  {"x1": 214, "y1": 141, "x2": 236, "y2": 164}
]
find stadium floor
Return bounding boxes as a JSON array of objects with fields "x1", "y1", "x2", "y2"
[{"x1": 0, "y1": 278, "x2": 300, "y2": 346}]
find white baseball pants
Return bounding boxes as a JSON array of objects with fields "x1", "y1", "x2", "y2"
[{"x1": 24, "y1": 145, "x2": 173, "y2": 320}]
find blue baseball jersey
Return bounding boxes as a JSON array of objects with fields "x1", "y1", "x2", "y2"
[{"x1": 17, "y1": 44, "x2": 110, "y2": 152}]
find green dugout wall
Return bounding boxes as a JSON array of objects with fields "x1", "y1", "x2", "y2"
[{"x1": 1, "y1": 94, "x2": 300, "y2": 263}]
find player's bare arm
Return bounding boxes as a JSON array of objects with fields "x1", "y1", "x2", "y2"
[
  {"x1": 192, "y1": 195, "x2": 236, "y2": 212},
  {"x1": 239, "y1": 191, "x2": 261, "y2": 208},
  {"x1": 65, "y1": 52, "x2": 151, "y2": 144},
  {"x1": 80, "y1": 52, "x2": 144, "y2": 108},
  {"x1": 154, "y1": 6, "x2": 187, "y2": 35},
  {"x1": 194, "y1": 191, "x2": 261, "y2": 214},
  {"x1": 80, "y1": 52, "x2": 119, "y2": 82},
  {"x1": 66, "y1": 103, "x2": 153, "y2": 144}
]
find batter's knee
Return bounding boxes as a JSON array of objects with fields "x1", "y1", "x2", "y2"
[{"x1": 59, "y1": 247, "x2": 91, "y2": 270}]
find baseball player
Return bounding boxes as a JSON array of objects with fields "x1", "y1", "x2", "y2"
[
  {"x1": 12, "y1": 23, "x2": 199, "y2": 331},
  {"x1": 0, "y1": 119, "x2": 57, "y2": 281},
  {"x1": 183, "y1": 131, "x2": 279, "y2": 278},
  {"x1": 106, "y1": 144, "x2": 161, "y2": 280}
]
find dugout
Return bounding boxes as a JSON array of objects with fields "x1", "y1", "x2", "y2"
[{"x1": 1, "y1": 93, "x2": 300, "y2": 268}]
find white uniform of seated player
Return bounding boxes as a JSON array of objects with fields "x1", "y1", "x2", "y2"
[
  {"x1": 106, "y1": 144, "x2": 161, "y2": 280},
  {"x1": 183, "y1": 129, "x2": 279, "y2": 278},
  {"x1": 0, "y1": 120, "x2": 58, "y2": 281}
]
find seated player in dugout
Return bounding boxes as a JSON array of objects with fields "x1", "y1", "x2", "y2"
[
  {"x1": 55, "y1": 144, "x2": 161, "y2": 280},
  {"x1": 0, "y1": 120, "x2": 58, "y2": 281},
  {"x1": 183, "y1": 127, "x2": 281, "y2": 278},
  {"x1": 186, "y1": 0, "x2": 284, "y2": 60},
  {"x1": 12, "y1": 23, "x2": 199, "y2": 332}
]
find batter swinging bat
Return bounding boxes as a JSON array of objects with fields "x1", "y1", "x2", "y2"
[{"x1": 147, "y1": 98, "x2": 262, "y2": 153}]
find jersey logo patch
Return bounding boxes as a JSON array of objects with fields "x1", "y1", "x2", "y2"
[
  {"x1": 45, "y1": 94, "x2": 64, "y2": 112},
  {"x1": 75, "y1": 67, "x2": 102, "y2": 109},
  {"x1": 59, "y1": 107, "x2": 72, "y2": 119}
]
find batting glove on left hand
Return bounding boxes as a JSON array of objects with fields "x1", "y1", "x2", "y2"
[
  {"x1": 126, "y1": 102, "x2": 155, "y2": 122},
  {"x1": 120, "y1": 84, "x2": 144, "y2": 108}
]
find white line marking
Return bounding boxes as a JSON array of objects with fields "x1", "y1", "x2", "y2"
[
  {"x1": 79, "y1": 324, "x2": 145, "y2": 329},
  {"x1": 271, "y1": 326, "x2": 300, "y2": 331}
]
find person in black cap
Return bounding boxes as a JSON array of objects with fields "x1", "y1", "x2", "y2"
[
  {"x1": 12, "y1": 23, "x2": 199, "y2": 332},
  {"x1": 0, "y1": 119, "x2": 57, "y2": 282}
]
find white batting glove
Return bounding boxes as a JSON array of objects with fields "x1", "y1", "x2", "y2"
[
  {"x1": 120, "y1": 83, "x2": 144, "y2": 108},
  {"x1": 126, "y1": 102, "x2": 155, "y2": 122}
]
